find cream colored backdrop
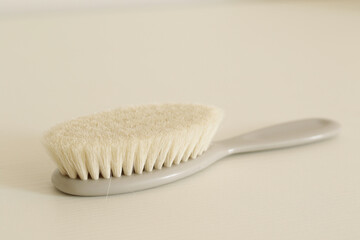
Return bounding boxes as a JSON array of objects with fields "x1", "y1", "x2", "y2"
[{"x1": 0, "y1": 1, "x2": 359, "y2": 239}]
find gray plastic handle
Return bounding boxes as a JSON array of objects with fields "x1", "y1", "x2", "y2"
[{"x1": 52, "y1": 118, "x2": 340, "y2": 196}]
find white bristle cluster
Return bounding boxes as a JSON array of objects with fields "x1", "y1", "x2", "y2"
[{"x1": 44, "y1": 104, "x2": 223, "y2": 180}]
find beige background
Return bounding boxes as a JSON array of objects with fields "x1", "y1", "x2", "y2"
[{"x1": 1, "y1": 1, "x2": 359, "y2": 239}]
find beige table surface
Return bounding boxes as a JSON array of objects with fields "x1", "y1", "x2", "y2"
[{"x1": 1, "y1": 1, "x2": 359, "y2": 239}]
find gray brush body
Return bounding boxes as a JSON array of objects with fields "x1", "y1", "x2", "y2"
[{"x1": 51, "y1": 118, "x2": 340, "y2": 196}]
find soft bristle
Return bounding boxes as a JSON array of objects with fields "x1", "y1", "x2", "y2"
[{"x1": 43, "y1": 103, "x2": 223, "y2": 180}]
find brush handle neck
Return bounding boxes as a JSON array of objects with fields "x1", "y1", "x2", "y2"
[{"x1": 216, "y1": 118, "x2": 340, "y2": 157}]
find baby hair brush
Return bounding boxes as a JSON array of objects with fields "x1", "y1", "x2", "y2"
[{"x1": 44, "y1": 104, "x2": 340, "y2": 196}]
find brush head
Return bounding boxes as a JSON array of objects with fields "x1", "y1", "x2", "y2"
[{"x1": 44, "y1": 103, "x2": 223, "y2": 180}]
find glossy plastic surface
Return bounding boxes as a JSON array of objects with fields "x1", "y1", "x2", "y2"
[{"x1": 52, "y1": 118, "x2": 340, "y2": 196}]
